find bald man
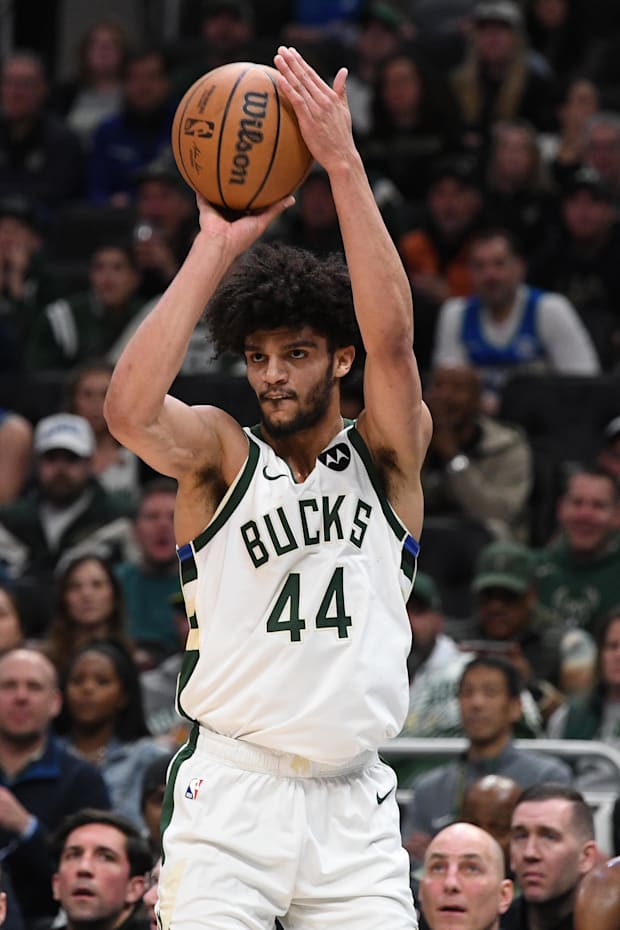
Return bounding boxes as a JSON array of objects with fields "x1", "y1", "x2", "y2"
[
  {"x1": 461, "y1": 774, "x2": 522, "y2": 874},
  {"x1": 574, "y1": 856, "x2": 620, "y2": 930},
  {"x1": 419, "y1": 822, "x2": 513, "y2": 930},
  {"x1": 0, "y1": 648, "x2": 110, "y2": 927}
]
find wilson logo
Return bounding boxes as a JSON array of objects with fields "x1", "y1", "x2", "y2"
[{"x1": 229, "y1": 91, "x2": 268, "y2": 187}]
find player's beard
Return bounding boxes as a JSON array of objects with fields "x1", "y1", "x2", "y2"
[{"x1": 260, "y1": 364, "x2": 335, "y2": 438}]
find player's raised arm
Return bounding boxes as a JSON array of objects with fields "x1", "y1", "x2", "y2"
[
  {"x1": 274, "y1": 47, "x2": 432, "y2": 530},
  {"x1": 103, "y1": 195, "x2": 292, "y2": 480}
]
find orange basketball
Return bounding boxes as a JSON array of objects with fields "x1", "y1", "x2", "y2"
[{"x1": 171, "y1": 61, "x2": 313, "y2": 212}]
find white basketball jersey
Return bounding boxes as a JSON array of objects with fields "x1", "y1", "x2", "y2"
[{"x1": 175, "y1": 422, "x2": 419, "y2": 764}]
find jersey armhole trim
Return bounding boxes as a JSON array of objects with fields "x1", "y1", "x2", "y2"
[
  {"x1": 348, "y1": 425, "x2": 420, "y2": 555},
  {"x1": 192, "y1": 437, "x2": 260, "y2": 552}
]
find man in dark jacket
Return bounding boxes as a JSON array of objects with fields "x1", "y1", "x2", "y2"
[
  {"x1": 0, "y1": 649, "x2": 110, "y2": 929},
  {"x1": 48, "y1": 809, "x2": 152, "y2": 930},
  {"x1": 0, "y1": 413, "x2": 133, "y2": 634}
]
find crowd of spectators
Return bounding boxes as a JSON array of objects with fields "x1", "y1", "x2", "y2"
[{"x1": 1, "y1": 0, "x2": 620, "y2": 928}]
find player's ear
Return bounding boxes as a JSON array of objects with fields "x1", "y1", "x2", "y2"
[{"x1": 334, "y1": 345, "x2": 355, "y2": 378}]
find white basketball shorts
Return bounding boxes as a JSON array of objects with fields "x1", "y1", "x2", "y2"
[{"x1": 157, "y1": 725, "x2": 417, "y2": 930}]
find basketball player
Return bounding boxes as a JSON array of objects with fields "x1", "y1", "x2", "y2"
[{"x1": 104, "y1": 45, "x2": 432, "y2": 930}]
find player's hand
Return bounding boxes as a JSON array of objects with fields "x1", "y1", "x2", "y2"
[
  {"x1": 194, "y1": 193, "x2": 294, "y2": 257},
  {"x1": 274, "y1": 46, "x2": 355, "y2": 173},
  {"x1": 0, "y1": 787, "x2": 32, "y2": 834}
]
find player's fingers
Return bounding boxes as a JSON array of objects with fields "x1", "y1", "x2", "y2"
[{"x1": 276, "y1": 46, "x2": 329, "y2": 100}]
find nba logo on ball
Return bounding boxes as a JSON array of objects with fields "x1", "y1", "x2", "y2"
[
  {"x1": 185, "y1": 777, "x2": 204, "y2": 800},
  {"x1": 171, "y1": 61, "x2": 313, "y2": 212}
]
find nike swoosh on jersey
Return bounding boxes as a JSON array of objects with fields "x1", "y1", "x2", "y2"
[
  {"x1": 377, "y1": 787, "x2": 395, "y2": 805},
  {"x1": 262, "y1": 466, "x2": 288, "y2": 481}
]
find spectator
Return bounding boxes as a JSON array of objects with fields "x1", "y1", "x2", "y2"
[
  {"x1": 26, "y1": 244, "x2": 144, "y2": 371},
  {"x1": 42, "y1": 554, "x2": 133, "y2": 679},
  {"x1": 422, "y1": 363, "x2": 533, "y2": 541},
  {"x1": 451, "y1": 0, "x2": 558, "y2": 155},
  {"x1": 51, "y1": 20, "x2": 130, "y2": 150},
  {"x1": 547, "y1": 607, "x2": 620, "y2": 792},
  {"x1": 460, "y1": 773, "x2": 522, "y2": 875},
  {"x1": 344, "y1": 3, "x2": 411, "y2": 136},
  {"x1": 431, "y1": 228, "x2": 600, "y2": 412},
  {"x1": 583, "y1": 113, "x2": 620, "y2": 206},
  {"x1": 0, "y1": 648, "x2": 110, "y2": 928},
  {"x1": 142, "y1": 857, "x2": 159, "y2": 930},
  {"x1": 265, "y1": 166, "x2": 344, "y2": 257},
  {"x1": 574, "y1": 855, "x2": 620, "y2": 930},
  {"x1": 50, "y1": 808, "x2": 152, "y2": 930},
  {"x1": 531, "y1": 165, "x2": 620, "y2": 370},
  {"x1": 524, "y1": 0, "x2": 588, "y2": 81},
  {"x1": 131, "y1": 158, "x2": 197, "y2": 299},
  {"x1": 64, "y1": 360, "x2": 141, "y2": 504},
  {"x1": 360, "y1": 50, "x2": 463, "y2": 204},
  {"x1": 172, "y1": 0, "x2": 264, "y2": 98},
  {"x1": 506, "y1": 783, "x2": 599, "y2": 929},
  {"x1": 466, "y1": 540, "x2": 565, "y2": 721},
  {"x1": 87, "y1": 48, "x2": 176, "y2": 206},
  {"x1": 0, "y1": 412, "x2": 32, "y2": 505},
  {"x1": 401, "y1": 655, "x2": 572, "y2": 867},
  {"x1": 0, "y1": 414, "x2": 132, "y2": 632},
  {"x1": 0, "y1": 51, "x2": 84, "y2": 214},
  {"x1": 541, "y1": 77, "x2": 599, "y2": 187},
  {"x1": 0, "y1": 195, "x2": 58, "y2": 364},
  {"x1": 115, "y1": 480, "x2": 181, "y2": 663},
  {"x1": 484, "y1": 119, "x2": 557, "y2": 264},
  {"x1": 418, "y1": 822, "x2": 513, "y2": 930},
  {"x1": 140, "y1": 753, "x2": 173, "y2": 860},
  {"x1": 0, "y1": 585, "x2": 25, "y2": 655},
  {"x1": 597, "y1": 415, "x2": 620, "y2": 484},
  {"x1": 398, "y1": 153, "x2": 486, "y2": 365},
  {"x1": 140, "y1": 591, "x2": 189, "y2": 743},
  {"x1": 0, "y1": 861, "x2": 24, "y2": 930},
  {"x1": 534, "y1": 465, "x2": 620, "y2": 636},
  {"x1": 54, "y1": 640, "x2": 170, "y2": 828}
]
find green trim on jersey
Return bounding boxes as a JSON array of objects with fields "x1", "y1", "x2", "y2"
[
  {"x1": 193, "y1": 438, "x2": 260, "y2": 553},
  {"x1": 160, "y1": 722, "x2": 199, "y2": 864},
  {"x1": 348, "y1": 426, "x2": 407, "y2": 542}
]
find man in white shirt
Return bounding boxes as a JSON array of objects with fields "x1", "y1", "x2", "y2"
[{"x1": 432, "y1": 228, "x2": 600, "y2": 412}]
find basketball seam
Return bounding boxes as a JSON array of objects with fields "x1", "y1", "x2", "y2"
[
  {"x1": 246, "y1": 70, "x2": 281, "y2": 211},
  {"x1": 217, "y1": 66, "x2": 252, "y2": 209},
  {"x1": 175, "y1": 90, "x2": 201, "y2": 191}
]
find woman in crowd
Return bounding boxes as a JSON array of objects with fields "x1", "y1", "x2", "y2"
[
  {"x1": 65, "y1": 359, "x2": 140, "y2": 503},
  {"x1": 360, "y1": 50, "x2": 462, "y2": 205},
  {"x1": 485, "y1": 118, "x2": 557, "y2": 262},
  {"x1": 52, "y1": 19, "x2": 130, "y2": 148},
  {"x1": 55, "y1": 638, "x2": 170, "y2": 826},
  {"x1": 547, "y1": 607, "x2": 620, "y2": 790},
  {"x1": 43, "y1": 554, "x2": 132, "y2": 677}
]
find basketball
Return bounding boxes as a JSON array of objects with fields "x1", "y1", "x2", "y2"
[{"x1": 171, "y1": 61, "x2": 313, "y2": 213}]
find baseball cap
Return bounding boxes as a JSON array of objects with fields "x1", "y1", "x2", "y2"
[
  {"x1": 33, "y1": 413, "x2": 95, "y2": 458},
  {"x1": 358, "y1": 3, "x2": 403, "y2": 32},
  {"x1": 430, "y1": 153, "x2": 483, "y2": 191},
  {"x1": 562, "y1": 165, "x2": 613, "y2": 202},
  {"x1": 408, "y1": 572, "x2": 442, "y2": 611},
  {"x1": 471, "y1": 541, "x2": 535, "y2": 594},
  {"x1": 472, "y1": 0, "x2": 522, "y2": 28}
]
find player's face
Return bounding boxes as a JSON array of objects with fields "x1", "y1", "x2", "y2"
[
  {"x1": 244, "y1": 327, "x2": 343, "y2": 437},
  {"x1": 510, "y1": 800, "x2": 589, "y2": 903},
  {"x1": 53, "y1": 824, "x2": 143, "y2": 924}
]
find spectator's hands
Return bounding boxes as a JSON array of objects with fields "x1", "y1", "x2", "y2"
[
  {"x1": 0, "y1": 787, "x2": 32, "y2": 835},
  {"x1": 134, "y1": 235, "x2": 179, "y2": 282}
]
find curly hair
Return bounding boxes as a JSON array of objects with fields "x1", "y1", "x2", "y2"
[{"x1": 204, "y1": 242, "x2": 361, "y2": 359}]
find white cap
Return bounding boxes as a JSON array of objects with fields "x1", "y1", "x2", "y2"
[{"x1": 33, "y1": 413, "x2": 95, "y2": 458}]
